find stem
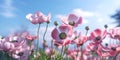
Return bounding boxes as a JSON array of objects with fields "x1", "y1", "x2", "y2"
[
  {"x1": 4, "y1": 52, "x2": 7, "y2": 60},
  {"x1": 61, "y1": 46, "x2": 64, "y2": 56},
  {"x1": 37, "y1": 24, "x2": 41, "y2": 51},
  {"x1": 43, "y1": 23, "x2": 48, "y2": 42},
  {"x1": 51, "y1": 40, "x2": 53, "y2": 49},
  {"x1": 10, "y1": 53, "x2": 12, "y2": 60},
  {"x1": 80, "y1": 46, "x2": 83, "y2": 60},
  {"x1": 113, "y1": 53, "x2": 119, "y2": 60},
  {"x1": 85, "y1": 30, "x2": 88, "y2": 36}
]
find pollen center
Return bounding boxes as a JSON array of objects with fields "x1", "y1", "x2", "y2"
[
  {"x1": 95, "y1": 36, "x2": 101, "y2": 41},
  {"x1": 59, "y1": 32, "x2": 67, "y2": 39},
  {"x1": 69, "y1": 21, "x2": 75, "y2": 26}
]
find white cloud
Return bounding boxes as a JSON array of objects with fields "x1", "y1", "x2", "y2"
[
  {"x1": 55, "y1": 14, "x2": 66, "y2": 19},
  {"x1": 72, "y1": 8, "x2": 94, "y2": 18},
  {"x1": 83, "y1": 19, "x2": 88, "y2": 24},
  {"x1": 0, "y1": 0, "x2": 16, "y2": 18}
]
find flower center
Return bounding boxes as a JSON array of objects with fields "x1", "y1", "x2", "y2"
[
  {"x1": 105, "y1": 43, "x2": 108, "y2": 47},
  {"x1": 95, "y1": 36, "x2": 101, "y2": 41},
  {"x1": 18, "y1": 52, "x2": 24, "y2": 56},
  {"x1": 114, "y1": 35, "x2": 119, "y2": 39},
  {"x1": 111, "y1": 47, "x2": 116, "y2": 51},
  {"x1": 69, "y1": 21, "x2": 75, "y2": 26},
  {"x1": 59, "y1": 32, "x2": 67, "y2": 39}
]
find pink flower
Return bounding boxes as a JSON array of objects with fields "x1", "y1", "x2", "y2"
[
  {"x1": 42, "y1": 40, "x2": 48, "y2": 48},
  {"x1": 73, "y1": 32, "x2": 88, "y2": 47},
  {"x1": 45, "y1": 47, "x2": 54, "y2": 56},
  {"x1": 86, "y1": 42, "x2": 99, "y2": 52},
  {"x1": 67, "y1": 49, "x2": 79, "y2": 60},
  {"x1": 26, "y1": 35, "x2": 37, "y2": 41},
  {"x1": 61, "y1": 14, "x2": 82, "y2": 27},
  {"x1": 26, "y1": 11, "x2": 51, "y2": 24},
  {"x1": 109, "y1": 27, "x2": 120, "y2": 40},
  {"x1": 1, "y1": 32, "x2": 34, "y2": 60},
  {"x1": 90, "y1": 29, "x2": 107, "y2": 43},
  {"x1": 0, "y1": 40, "x2": 15, "y2": 51},
  {"x1": 51, "y1": 24, "x2": 73, "y2": 46},
  {"x1": 97, "y1": 44, "x2": 118, "y2": 57}
]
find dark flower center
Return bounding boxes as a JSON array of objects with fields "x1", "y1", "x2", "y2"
[
  {"x1": 95, "y1": 36, "x2": 101, "y2": 41},
  {"x1": 111, "y1": 47, "x2": 116, "y2": 51},
  {"x1": 11, "y1": 40, "x2": 18, "y2": 42},
  {"x1": 105, "y1": 43, "x2": 108, "y2": 47},
  {"x1": 114, "y1": 35, "x2": 119, "y2": 39},
  {"x1": 69, "y1": 21, "x2": 75, "y2": 26},
  {"x1": 59, "y1": 32, "x2": 67, "y2": 39},
  {"x1": 18, "y1": 52, "x2": 24, "y2": 56}
]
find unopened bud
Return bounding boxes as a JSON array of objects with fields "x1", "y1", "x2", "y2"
[
  {"x1": 47, "y1": 20, "x2": 50, "y2": 24},
  {"x1": 54, "y1": 21, "x2": 58, "y2": 26},
  {"x1": 85, "y1": 26, "x2": 89, "y2": 31},
  {"x1": 104, "y1": 24, "x2": 108, "y2": 29}
]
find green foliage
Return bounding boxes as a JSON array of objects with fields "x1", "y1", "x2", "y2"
[
  {"x1": 28, "y1": 49, "x2": 72, "y2": 60},
  {"x1": 0, "y1": 51, "x2": 14, "y2": 60}
]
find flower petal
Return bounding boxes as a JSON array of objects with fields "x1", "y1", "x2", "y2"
[
  {"x1": 51, "y1": 28, "x2": 59, "y2": 40},
  {"x1": 59, "y1": 25, "x2": 69, "y2": 33},
  {"x1": 74, "y1": 17, "x2": 82, "y2": 27},
  {"x1": 68, "y1": 14, "x2": 78, "y2": 22}
]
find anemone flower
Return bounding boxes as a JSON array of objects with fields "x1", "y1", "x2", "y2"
[
  {"x1": 90, "y1": 29, "x2": 107, "y2": 43},
  {"x1": 61, "y1": 14, "x2": 82, "y2": 27},
  {"x1": 73, "y1": 32, "x2": 88, "y2": 47},
  {"x1": 26, "y1": 35, "x2": 37, "y2": 41},
  {"x1": 97, "y1": 44, "x2": 118, "y2": 57},
  {"x1": 109, "y1": 27, "x2": 120, "y2": 40},
  {"x1": 86, "y1": 42, "x2": 99, "y2": 52},
  {"x1": 51, "y1": 24, "x2": 73, "y2": 46},
  {"x1": 26, "y1": 11, "x2": 51, "y2": 24},
  {"x1": 45, "y1": 47, "x2": 54, "y2": 56}
]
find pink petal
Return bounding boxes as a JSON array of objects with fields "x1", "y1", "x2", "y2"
[
  {"x1": 35, "y1": 12, "x2": 43, "y2": 17},
  {"x1": 26, "y1": 14, "x2": 38, "y2": 24},
  {"x1": 37, "y1": 16, "x2": 46, "y2": 23},
  {"x1": 63, "y1": 39, "x2": 71, "y2": 45},
  {"x1": 61, "y1": 16, "x2": 68, "y2": 25},
  {"x1": 46, "y1": 13, "x2": 51, "y2": 22},
  {"x1": 59, "y1": 25, "x2": 69, "y2": 33},
  {"x1": 117, "y1": 46, "x2": 120, "y2": 52},
  {"x1": 68, "y1": 26, "x2": 73, "y2": 37},
  {"x1": 68, "y1": 14, "x2": 78, "y2": 22},
  {"x1": 35, "y1": 12, "x2": 49, "y2": 23},
  {"x1": 51, "y1": 28, "x2": 59, "y2": 40},
  {"x1": 26, "y1": 13, "x2": 33, "y2": 20},
  {"x1": 102, "y1": 30, "x2": 107, "y2": 39},
  {"x1": 91, "y1": 29, "x2": 102, "y2": 37},
  {"x1": 74, "y1": 17, "x2": 82, "y2": 27}
]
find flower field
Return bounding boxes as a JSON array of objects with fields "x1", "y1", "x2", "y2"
[{"x1": 0, "y1": 11, "x2": 120, "y2": 60}]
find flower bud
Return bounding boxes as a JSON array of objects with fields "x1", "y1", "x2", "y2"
[
  {"x1": 85, "y1": 26, "x2": 89, "y2": 31},
  {"x1": 47, "y1": 20, "x2": 50, "y2": 24},
  {"x1": 54, "y1": 21, "x2": 58, "y2": 26},
  {"x1": 104, "y1": 24, "x2": 108, "y2": 29}
]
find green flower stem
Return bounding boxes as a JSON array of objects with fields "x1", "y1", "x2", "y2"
[
  {"x1": 36, "y1": 23, "x2": 41, "y2": 60},
  {"x1": 113, "y1": 52, "x2": 119, "y2": 60},
  {"x1": 43, "y1": 23, "x2": 49, "y2": 42},
  {"x1": 80, "y1": 45, "x2": 83, "y2": 60},
  {"x1": 61, "y1": 46, "x2": 64, "y2": 56},
  {"x1": 4, "y1": 52, "x2": 8, "y2": 60},
  {"x1": 10, "y1": 53, "x2": 12, "y2": 60},
  {"x1": 37, "y1": 24, "x2": 41, "y2": 50},
  {"x1": 85, "y1": 30, "x2": 88, "y2": 36}
]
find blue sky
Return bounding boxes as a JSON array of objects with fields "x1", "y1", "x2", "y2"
[{"x1": 0, "y1": 0, "x2": 120, "y2": 41}]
